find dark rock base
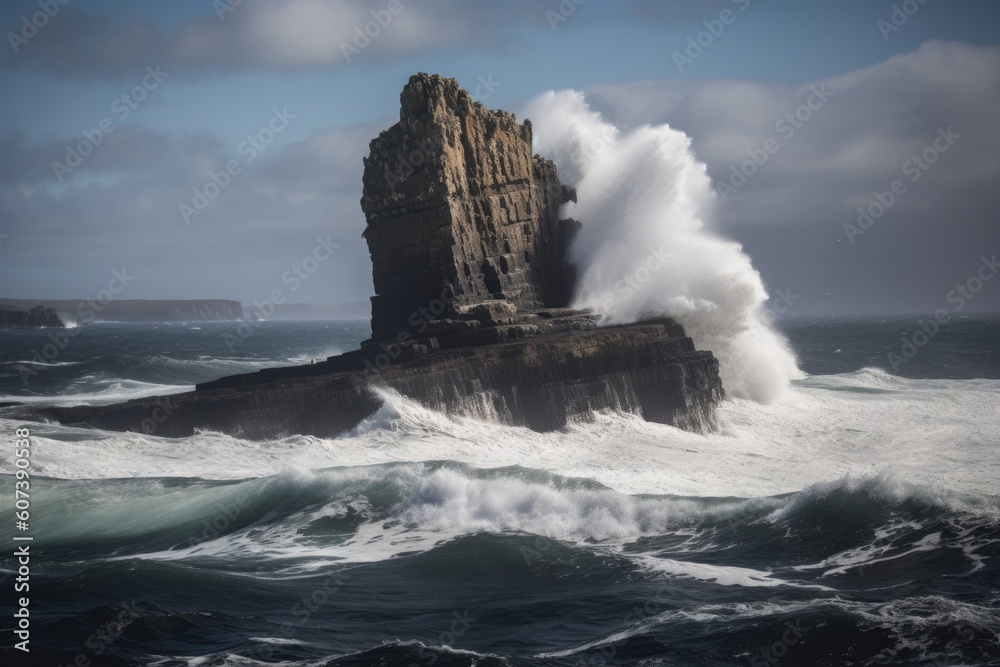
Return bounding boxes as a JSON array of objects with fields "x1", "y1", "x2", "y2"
[{"x1": 32, "y1": 312, "x2": 723, "y2": 440}]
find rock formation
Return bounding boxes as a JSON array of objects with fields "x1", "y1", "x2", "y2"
[
  {"x1": 361, "y1": 73, "x2": 577, "y2": 343},
  {"x1": 21, "y1": 74, "x2": 724, "y2": 440},
  {"x1": 0, "y1": 305, "x2": 64, "y2": 327}
]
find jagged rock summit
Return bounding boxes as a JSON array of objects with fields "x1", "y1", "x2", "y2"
[{"x1": 22, "y1": 74, "x2": 724, "y2": 439}]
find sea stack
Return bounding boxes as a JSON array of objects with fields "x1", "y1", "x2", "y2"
[
  {"x1": 30, "y1": 74, "x2": 724, "y2": 439},
  {"x1": 361, "y1": 73, "x2": 578, "y2": 342}
]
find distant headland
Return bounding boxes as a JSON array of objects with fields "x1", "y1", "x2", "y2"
[{"x1": 0, "y1": 298, "x2": 242, "y2": 324}]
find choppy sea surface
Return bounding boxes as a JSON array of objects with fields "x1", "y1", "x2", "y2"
[{"x1": 1, "y1": 315, "x2": 998, "y2": 666}]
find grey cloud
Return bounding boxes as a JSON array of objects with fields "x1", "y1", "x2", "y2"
[{"x1": 4, "y1": 10, "x2": 164, "y2": 78}]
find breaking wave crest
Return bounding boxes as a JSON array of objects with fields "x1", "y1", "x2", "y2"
[{"x1": 523, "y1": 90, "x2": 803, "y2": 402}]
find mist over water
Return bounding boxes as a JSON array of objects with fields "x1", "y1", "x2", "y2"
[{"x1": 523, "y1": 90, "x2": 803, "y2": 402}]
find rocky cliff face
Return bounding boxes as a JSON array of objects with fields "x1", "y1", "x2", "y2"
[
  {"x1": 17, "y1": 74, "x2": 724, "y2": 440},
  {"x1": 362, "y1": 73, "x2": 578, "y2": 342}
]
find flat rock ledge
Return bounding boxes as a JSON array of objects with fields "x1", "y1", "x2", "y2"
[{"x1": 33, "y1": 310, "x2": 722, "y2": 439}]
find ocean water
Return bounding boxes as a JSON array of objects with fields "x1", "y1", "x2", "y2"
[{"x1": 0, "y1": 316, "x2": 998, "y2": 666}]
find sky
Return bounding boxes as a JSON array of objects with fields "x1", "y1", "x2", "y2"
[{"x1": 1, "y1": 0, "x2": 998, "y2": 315}]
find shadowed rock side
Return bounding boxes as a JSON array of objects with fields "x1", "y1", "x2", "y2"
[{"x1": 20, "y1": 73, "x2": 725, "y2": 439}]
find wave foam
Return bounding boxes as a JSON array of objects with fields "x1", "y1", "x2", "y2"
[
  {"x1": 3, "y1": 373, "x2": 998, "y2": 499},
  {"x1": 523, "y1": 90, "x2": 803, "y2": 402}
]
